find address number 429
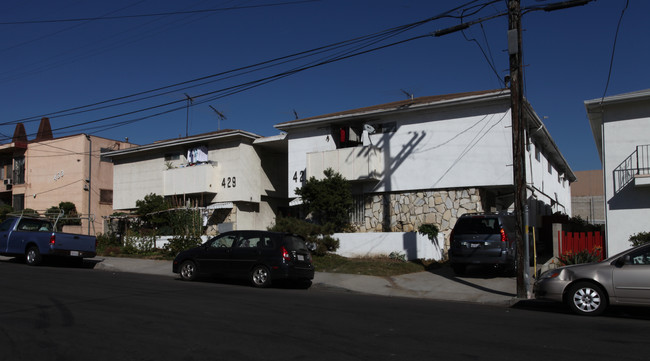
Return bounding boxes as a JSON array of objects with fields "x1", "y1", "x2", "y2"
[{"x1": 222, "y1": 177, "x2": 236, "y2": 188}]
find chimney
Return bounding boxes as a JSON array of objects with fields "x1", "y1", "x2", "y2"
[
  {"x1": 35, "y1": 117, "x2": 53, "y2": 141},
  {"x1": 12, "y1": 123, "x2": 28, "y2": 143}
]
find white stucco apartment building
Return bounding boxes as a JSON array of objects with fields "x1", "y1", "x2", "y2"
[
  {"x1": 586, "y1": 89, "x2": 650, "y2": 256},
  {"x1": 275, "y1": 89, "x2": 575, "y2": 245},
  {"x1": 103, "y1": 129, "x2": 288, "y2": 232}
]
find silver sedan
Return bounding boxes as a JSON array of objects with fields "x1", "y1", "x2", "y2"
[{"x1": 534, "y1": 243, "x2": 650, "y2": 316}]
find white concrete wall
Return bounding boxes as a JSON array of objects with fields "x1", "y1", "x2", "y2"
[
  {"x1": 525, "y1": 142, "x2": 572, "y2": 216},
  {"x1": 601, "y1": 102, "x2": 650, "y2": 256},
  {"x1": 287, "y1": 102, "x2": 515, "y2": 198},
  {"x1": 113, "y1": 155, "x2": 164, "y2": 210},
  {"x1": 333, "y1": 232, "x2": 445, "y2": 261}
]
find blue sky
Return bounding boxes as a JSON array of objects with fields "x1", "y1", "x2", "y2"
[{"x1": 1, "y1": 0, "x2": 647, "y2": 172}]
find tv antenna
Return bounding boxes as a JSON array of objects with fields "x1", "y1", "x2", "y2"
[
  {"x1": 400, "y1": 89, "x2": 414, "y2": 100},
  {"x1": 209, "y1": 105, "x2": 227, "y2": 130},
  {"x1": 184, "y1": 93, "x2": 194, "y2": 137}
]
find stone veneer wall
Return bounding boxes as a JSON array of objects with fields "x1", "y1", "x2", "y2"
[{"x1": 353, "y1": 188, "x2": 485, "y2": 244}]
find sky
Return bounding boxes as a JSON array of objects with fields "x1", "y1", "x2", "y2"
[{"x1": 0, "y1": 0, "x2": 648, "y2": 172}]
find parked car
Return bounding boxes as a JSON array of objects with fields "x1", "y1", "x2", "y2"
[
  {"x1": 534, "y1": 243, "x2": 650, "y2": 316},
  {"x1": 448, "y1": 212, "x2": 519, "y2": 275},
  {"x1": 172, "y1": 230, "x2": 315, "y2": 288},
  {"x1": 0, "y1": 215, "x2": 97, "y2": 266}
]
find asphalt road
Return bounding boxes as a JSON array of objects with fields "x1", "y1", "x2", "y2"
[{"x1": 1, "y1": 259, "x2": 649, "y2": 361}]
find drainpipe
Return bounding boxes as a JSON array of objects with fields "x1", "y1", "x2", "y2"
[{"x1": 86, "y1": 134, "x2": 92, "y2": 235}]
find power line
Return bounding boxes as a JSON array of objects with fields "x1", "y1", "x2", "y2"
[
  {"x1": 601, "y1": 0, "x2": 629, "y2": 102},
  {"x1": 3, "y1": 0, "x2": 487, "y2": 133},
  {"x1": 0, "y1": 1, "x2": 320, "y2": 25}
]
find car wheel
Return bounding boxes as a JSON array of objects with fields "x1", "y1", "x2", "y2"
[
  {"x1": 179, "y1": 260, "x2": 198, "y2": 281},
  {"x1": 567, "y1": 282, "x2": 607, "y2": 316},
  {"x1": 251, "y1": 265, "x2": 271, "y2": 288},
  {"x1": 25, "y1": 246, "x2": 42, "y2": 266},
  {"x1": 451, "y1": 264, "x2": 466, "y2": 275}
]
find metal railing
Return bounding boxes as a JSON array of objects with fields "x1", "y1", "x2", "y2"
[{"x1": 614, "y1": 144, "x2": 650, "y2": 193}]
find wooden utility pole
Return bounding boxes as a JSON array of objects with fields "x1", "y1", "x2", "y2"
[{"x1": 508, "y1": 0, "x2": 527, "y2": 298}]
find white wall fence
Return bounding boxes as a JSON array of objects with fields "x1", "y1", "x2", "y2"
[
  {"x1": 333, "y1": 232, "x2": 445, "y2": 261},
  {"x1": 145, "y1": 233, "x2": 444, "y2": 261}
]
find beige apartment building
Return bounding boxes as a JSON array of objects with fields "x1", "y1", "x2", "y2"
[{"x1": 0, "y1": 118, "x2": 133, "y2": 234}]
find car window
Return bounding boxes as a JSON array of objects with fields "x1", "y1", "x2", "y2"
[
  {"x1": 17, "y1": 219, "x2": 52, "y2": 232},
  {"x1": 235, "y1": 235, "x2": 274, "y2": 248},
  {"x1": 453, "y1": 217, "x2": 500, "y2": 234},
  {"x1": 209, "y1": 234, "x2": 237, "y2": 248},
  {"x1": 629, "y1": 248, "x2": 650, "y2": 265},
  {"x1": 0, "y1": 219, "x2": 14, "y2": 232},
  {"x1": 283, "y1": 235, "x2": 308, "y2": 252}
]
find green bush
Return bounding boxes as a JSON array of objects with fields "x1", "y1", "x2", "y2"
[
  {"x1": 629, "y1": 231, "x2": 650, "y2": 247},
  {"x1": 559, "y1": 247, "x2": 602, "y2": 265},
  {"x1": 96, "y1": 232, "x2": 122, "y2": 254},
  {"x1": 418, "y1": 224, "x2": 439, "y2": 241},
  {"x1": 163, "y1": 235, "x2": 203, "y2": 257},
  {"x1": 269, "y1": 216, "x2": 340, "y2": 256}
]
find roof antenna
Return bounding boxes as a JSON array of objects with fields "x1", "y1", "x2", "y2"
[
  {"x1": 209, "y1": 105, "x2": 227, "y2": 131},
  {"x1": 400, "y1": 89, "x2": 414, "y2": 100},
  {"x1": 293, "y1": 109, "x2": 299, "y2": 119}
]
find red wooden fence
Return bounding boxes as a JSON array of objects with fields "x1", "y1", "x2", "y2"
[{"x1": 559, "y1": 231, "x2": 605, "y2": 260}]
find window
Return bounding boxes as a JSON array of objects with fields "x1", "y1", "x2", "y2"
[
  {"x1": 535, "y1": 146, "x2": 541, "y2": 162},
  {"x1": 547, "y1": 160, "x2": 553, "y2": 174},
  {"x1": 210, "y1": 234, "x2": 237, "y2": 248},
  {"x1": 13, "y1": 194, "x2": 24, "y2": 211},
  {"x1": 164, "y1": 153, "x2": 181, "y2": 161},
  {"x1": 13, "y1": 156, "x2": 25, "y2": 184},
  {"x1": 0, "y1": 219, "x2": 13, "y2": 232},
  {"x1": 349, "y1": 195, "x2": 365, "y2": 224},
  {"x1": 100, "y1": 148, "x2": 113, "y2": 162},
  {"x1": 100, "y1": 189, "x2": 113, "y2": 205}
]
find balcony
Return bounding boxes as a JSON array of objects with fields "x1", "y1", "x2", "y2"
[
  {"x1": 163, "y1": 163, "x2": 219, "y2": 195},
  {"x1": 613, "y1": 144, "x2": 650, "y2": 192},
  {"x1": 307, "y1": 146, "x2": 383, "y2": 182}
]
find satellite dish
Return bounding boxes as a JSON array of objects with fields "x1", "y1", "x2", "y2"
[{"x1": 363, "y1": 124, "x2": 376, "y2": 134}]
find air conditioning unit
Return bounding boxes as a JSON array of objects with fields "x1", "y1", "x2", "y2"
[{"x1": 3, "y1": 179, "x2": 12, "y2": 185}]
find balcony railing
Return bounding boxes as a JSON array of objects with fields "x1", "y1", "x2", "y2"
[
  {"x1": 307, "y1": 146, "x2": 383, "y2": 182},
  {"x1": 613, "y1": 144, "x2": 650, "y2": 193},
  {"x1": 163, "y1": 163, "x2": 219, "y2": 195}
]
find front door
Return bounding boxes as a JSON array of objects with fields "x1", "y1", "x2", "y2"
[
  {"x1": 613, "y1": 246, "x2": 650, "y2": 304},
  {"x1": 197, "y1": 233, "x2": 238, "y2": 275}
]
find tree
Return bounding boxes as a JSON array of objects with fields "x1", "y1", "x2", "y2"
[
  {"x1": 295, "y1": 168, "x2": 353, "y2": 232},
  {"x1": 47, "y1": 201, "x2": 81, "y2": 229},
  {"x1": 135, "y1": 193, "x2": 170, "y2": 230}
]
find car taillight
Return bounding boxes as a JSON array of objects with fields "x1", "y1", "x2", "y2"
[
  {"x1": 50, "y1": 234, "x2": 56, "y2": 245},
  {"x1": 500, "y1": 228, "x2": 507, "y2": 243},
  {"x1": 281, "y1": 246, "x2": 291, "y2": 261}
]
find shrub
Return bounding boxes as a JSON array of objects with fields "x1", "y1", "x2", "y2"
[
  {"x1": 163, "y1": 235, "x2": 203, "y2": 257},
  {"x1": 629, "y1": 231, "x2": 650, "y2": 247},
  {"x1": 418, "y1": 224, "x2": 439, "y2": 241},
  {"x1": 269, "y1": 216, "x2": 339, "y2": 256},
  {"x1": 96, "y1": 232, "x2": 122, "y2": 254},
  {"x1": 559, "y1": 247, "x2": 602, "y2": 265}
]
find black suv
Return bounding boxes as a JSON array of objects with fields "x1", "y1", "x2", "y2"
[
  {"x1": 172, "y1": 231, "x2": 314, "y2": 288},
  {"x1": 448, "y1": 212, "x2": 519, "y2": 275}
]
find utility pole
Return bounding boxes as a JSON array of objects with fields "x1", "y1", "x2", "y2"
[
  {"x1": 508, "y1": 0, "x2": 528, "y2": 298},
  {"x1": 184, "y1": 93, "x2": 194, "y2": 137}
]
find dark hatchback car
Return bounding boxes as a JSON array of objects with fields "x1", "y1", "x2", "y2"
[
  {"x1": 448, "y1": 212, "x2": 519, "y2": 275},
  {"x1": 172, "y1": 230, "x2": 315, "y2": 288}
]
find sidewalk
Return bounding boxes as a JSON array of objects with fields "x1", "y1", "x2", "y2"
[{"x1": 91, "y1": 256, "x2": 521, "y2": 306}]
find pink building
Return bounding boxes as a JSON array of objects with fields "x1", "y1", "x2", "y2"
[{"x1": 0, "y1": 118, "x2": 133, "y2": 234}]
